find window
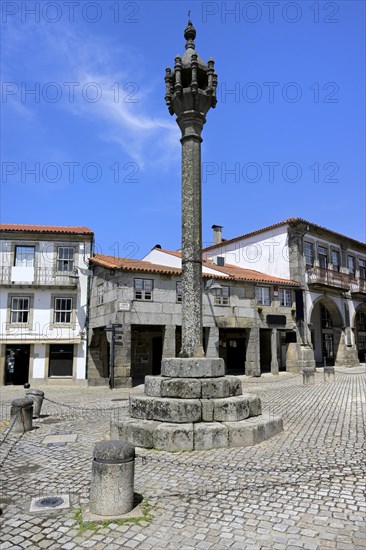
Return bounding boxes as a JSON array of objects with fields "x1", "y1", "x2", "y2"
[
  {"x1": 279, "y1": 289, "x2": 292, "y2": 307},
  {"x1": 359, "y1": 259, "x2": 366, "y2": 279},
  {"x1": 320, "y1": 304, "x2": 333, "y2": 329},
  {"x1": 304, "y1": 242, "x2": 314, "y2": 266},
  {"x1": 134, "y1": 278, "x2": 153, "y2": 300},
  {"x1": 10, "y1": 297, "x2": 30, "y2": 323},
  {"x1": 347, "y1": 256, "x2": 356, "y2": 276},
  {"x1": 331, "y1": 250, "x2": 340, "y2": 271},
  {"x1": 14, "y1": 246, "x2": 35, "y2": 267},
  {"x1": 318, "y1": 246, "x2": 328, "y2": 269},
  {"x1": 97, "y1": 284, "x2": 104, "y2": 305},
  {"x1": 57, "y1": 246, "x2": 75, "y2": 272},
  {"x1": 176, "y1": 282, "x2": 182, "y2": 303},
  {"x1": 54, "y1": 298, "x2": 73, "y2": 323},
  {"x1": 357, "y1": 312, "x2": 366, "y2": 332},
  {"x1": 214, "y1": 285, "x2": 230, "y2": 306},
  {"x1": 256, "y1": 286, "x2": 270, "y2": 306}
]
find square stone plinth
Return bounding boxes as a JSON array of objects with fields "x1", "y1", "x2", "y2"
[
  {"x1": 224, "y1": 413, "x2": 283, "y2": 447},
  {"x1": 112, "y1": 418, "x2": 162, "y2": 448},
  {"x1": 194, "y1": 423, "x2": 228, "y2": 450},
  {"x1": 154, "y1": 423, "x2": 194, "y2": 451},
  {"x1": 161, "y1": 378, "x2": 202, "y2": 399},
  {"x1": 161, "y1": 358, "x2": 225, "y2": 378},
  {"x1": 130, "y1": 395, "x2": 201, "y2": 423},
  {"x1": 212, "y1": 396, "x2": 250, "y2": 422}
]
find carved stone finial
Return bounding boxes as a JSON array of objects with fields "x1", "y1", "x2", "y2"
[{"x1": 184, "y1": 19, "x2": 196, "y2": 49}]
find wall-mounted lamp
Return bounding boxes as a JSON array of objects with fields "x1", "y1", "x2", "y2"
[{"x1": 205, "y1": 279, "x2": 222, "y2": 297}]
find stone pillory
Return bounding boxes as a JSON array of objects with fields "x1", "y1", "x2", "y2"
[
  {"x1": 110, "y1": 21, "x2": 283, "y2": 451},
  {"x1": 165, "y1": 19, "x2": 217, "y2": 359}
]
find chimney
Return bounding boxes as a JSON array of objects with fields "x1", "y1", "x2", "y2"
[{"x1": 212, "y1": 225, "x2": 223, "y2": 245}]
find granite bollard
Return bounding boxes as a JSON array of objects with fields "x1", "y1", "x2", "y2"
[
  {"x1": 25, "y1": 389, "x2": 44, "y2": 418},
  {"x1": 89, "y1": 440, "x2": 135, "y2": 516},
  {"x1": 303, "y1": 367, "x2": 315, "y2": 386},
  {"x1": 323, "y1": 366, "x2": 335, "y2": 383},
  {"x1": 10, "y1": 397, "x2": 33, "y2": 433}
]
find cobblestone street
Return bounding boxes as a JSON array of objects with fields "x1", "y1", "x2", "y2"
[{"x1": 1, "y1": 367, "x2": 365, "y2": 550}]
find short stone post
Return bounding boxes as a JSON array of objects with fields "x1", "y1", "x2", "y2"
[
  {"x1": 323, "y1": 366, "x2": 335, "y2": 383},
  {"x1": 303, "y1": 367, "x2": 315, "y2": 386},
  {"x1": 89, "y1": 440, "x2": 135, "y2": 517},
  {"x1": 25, "y1": 389, "x2": 44, "y2": 418},
  {"x1": 10, "y1": 397, "x2": 33, "y2": 433}
]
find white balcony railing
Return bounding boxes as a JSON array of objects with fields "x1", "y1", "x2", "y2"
[{"x1": 0, "y1": 266, "x2": 78, "y2": 286}]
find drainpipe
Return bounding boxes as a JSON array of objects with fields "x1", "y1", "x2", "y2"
[{"x1": 84, "y1": 234, "x2": 94, "y2": 381}]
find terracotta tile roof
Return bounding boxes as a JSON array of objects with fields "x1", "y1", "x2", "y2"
[
  {"x1": 154, "y1": 248, "x2": 182, "y2": 257},
  {"x1": 91, "y1": 254, "x2": 300, "y2": 286},
  {"x1": 203, "y1": 217, "x2": 366, "y2": 251},
  {"x1": 0, "y1": 224, "x2": 94, "y2": 235},
  {"x1": 90, "y1": 254, "x2": 182, "y2": 276}
]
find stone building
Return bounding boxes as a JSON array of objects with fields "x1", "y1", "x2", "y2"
[
  {"x1": 0, "y1": 224, "x2": 94, "y2": 385},
  {"x1": 203, "y1": 218, "x2": 366, "y2": 368},
  {"x1": 87, "y1": 252, "x2": 300, "y2": 387}
]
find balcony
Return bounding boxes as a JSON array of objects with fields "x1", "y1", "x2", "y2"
[
  {"x1": 306, "y1": 266, "x2": 351, "y2": 291},
  {"x1": 0, "y1": 266, "x2": 78, "y2": 288},
  {"x1": 350, "y1": 277, "x2": 366, "y2": 296}
]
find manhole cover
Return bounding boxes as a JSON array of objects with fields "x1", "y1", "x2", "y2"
[
  {"x1": 36, "y1": 497, "x2": 64, "y2": 508},
  {"x1": 30, "y1": 494, "x2": 70, "y2": 512}
]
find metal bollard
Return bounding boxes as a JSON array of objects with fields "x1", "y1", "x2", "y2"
[
  {"x1": 25, "y1": 389, "x2": 44, "y2": 418},
  {"x1": 303, "y1": 367, "x2": 315, "y2": 386},
  {"x1": 89, "y1": 440, "x2": 135, "y2": 516},
  {"x1": 10, "y1": 397, "x2": 34, "y2": 433},
  {"x1": 323, "y1": 366, "x2": 335, "y2": 383}
]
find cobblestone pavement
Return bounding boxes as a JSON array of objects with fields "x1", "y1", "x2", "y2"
[{"x1": 0, "y1": 367, "x2": 365, "y2": 550}]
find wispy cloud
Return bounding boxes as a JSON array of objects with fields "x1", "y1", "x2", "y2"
[{"x1": 2, "y1": 19, "x2": 179, "y2": 169}]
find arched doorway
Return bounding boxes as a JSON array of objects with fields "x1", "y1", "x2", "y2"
[
  {"x1": 309, "y1": 298, "x2": 343, "y2": 366},
  {"x1": 354, "y1": 306, "x2": 366, "y2": 362}
]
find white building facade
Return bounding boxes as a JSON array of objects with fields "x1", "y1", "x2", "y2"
[
  {"x1": 0, "y1": 225, "x2": 94, "y2": 385},
  {"x1": 203, "y1": 219, "x2": 366, "y2": 369}
]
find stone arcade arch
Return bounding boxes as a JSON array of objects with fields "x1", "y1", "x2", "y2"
[
  {"x1": 309, "y1": 296, "x2": 344, "y2": 366},
  {"x1": 354, "y1": 304, "x2": 366, "y2": 362}
]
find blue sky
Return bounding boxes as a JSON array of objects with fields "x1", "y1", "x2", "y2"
[{"x1": 1, "y1": 0, "x2": 365, "y2": 258}]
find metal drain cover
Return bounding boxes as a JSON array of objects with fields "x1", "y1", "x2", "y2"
[
  {"x1": 36, "y1": 497, "x2": 64, "y2": 508},
  {"x1": 30, "y1": 494, "x2": 70, "y2": 512}
]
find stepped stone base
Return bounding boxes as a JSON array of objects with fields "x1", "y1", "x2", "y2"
[
  {"x1": 111, "y1": 358, "x2": 283, "y2": 451},
  {"x1": 111, "y1": 413, "x2": 283, "y2": 451}
]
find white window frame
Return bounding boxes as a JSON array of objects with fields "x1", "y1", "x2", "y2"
[
  {"x1": 347, "y1": 255, "x2": 356, "y2": 276},
  {"x1": 176, "y1": 281, "x2": 182, "y2": 303},
  {"x1": 256, "y1": 286, "x2": 271, "y2": 306},
  {"x1": 318, "y1": 246, "x2": 328, "y2": 269},
  {"x1": 10, "y1": 296, "x2": 30, "y2": 323},
  {"x1": 57, "y1": 246, "x2": 75, "y2": 272},
  {"x1": 304, "y1": 242, "x2": 314, "y2": 266},
  {"x1": 97, "y1": 284, "x2": 104, "y2": 305},
  {"x1": 359, "y1": 259, "x2": 366, "y2": 279},
  {"x1": 54, "y1": 297, "x2": 73, "y2": 323},
  {"x1": 279, "y1": 289, "x2": 292, "y2": 307},
  {"x1": 330, "y1": 249, "x2": 340, "y2": 272},
  {"x1": 14, "y1": 246, "x2": 35, "y2": 267},
  {"x1": 134, "y1": 278, "x2": 153, "y2": 301},
  {"x1": 214, "y1": 285, "x2": 230, "y2": 306}
]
